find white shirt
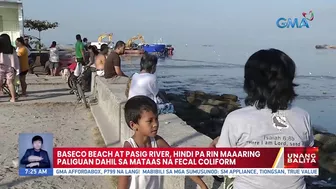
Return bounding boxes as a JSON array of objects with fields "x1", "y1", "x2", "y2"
[
  {"x1": 217, "y1": 106, "x2": 313, "y2": 189},
  {"x1": 126, "y1": 137, "x2": 162, "y2": 189},
  {"x1": 128, "y1": 73, "x2": 159, "y2": 103},
  {"x1": 49, "y1": 47, "x2": 60, "y2": 62}
]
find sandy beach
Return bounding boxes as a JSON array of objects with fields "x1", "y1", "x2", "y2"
[{"x1": 0, "y1": 75, "x2": 113, "y2": 189}]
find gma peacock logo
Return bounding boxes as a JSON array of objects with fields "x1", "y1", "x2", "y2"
[{"x1": 276, "y1": 10, "x2": 314, "y2": 28}]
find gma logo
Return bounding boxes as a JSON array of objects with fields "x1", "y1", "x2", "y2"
[{"x1": 276, "y1": 18, "x2": 310, "y2": 28}]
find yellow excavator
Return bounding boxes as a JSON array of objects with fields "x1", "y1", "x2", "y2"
[
  {"x1": 90, "y1": 33, "x2": 113, "y2": 50},
  {"x1": 126, "y1": 34, "x2": 146, "y2": 49},
  {"x1": 98, "y1": 33, "x2": 113, "y2": 43}
]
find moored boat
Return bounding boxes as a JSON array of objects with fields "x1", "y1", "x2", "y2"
[
  {"x1": 140, "y1": 44, "x2": 174, "y2": 56},
  {"x1": 166, "y1": 45, "x2": 174, "y2": 55},
  {"x1": 315, "y1": 45, "x2": 336, "y2": 49},
  {"x1": 142, "y1": 44, "x2": 166, "y2": 53}
]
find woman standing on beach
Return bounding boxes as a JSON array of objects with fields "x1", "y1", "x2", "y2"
[
  {"x1": 210, "y1": 48, "x2": 314, "y2": 189},
  {"x1": 0, "y1": 34, "x2": 20, "y2": 102},
  {"x1": 49, "y1": 41, "x2": 60, "y2": 76},
  {"x1": 16, "y1": 37, "x2": 29, "y2": 96}
]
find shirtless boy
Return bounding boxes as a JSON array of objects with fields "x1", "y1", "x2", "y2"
[{"x1": 95, "y1": 44, "x2": 109, "y2": 77}]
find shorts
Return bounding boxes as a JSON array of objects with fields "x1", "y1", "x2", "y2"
[
  {"x1": 96, "y1": 70, "x2": 104, "y2": 77},
  {"x1": 0, "y1": 64, "x2": 15, "y2": 83},
  {"x1": 19, "y1": 70, "x2": 28, "y2": 76},
  {"x1": 49, "y1": 62, "x2": 59, "y2": 69}
]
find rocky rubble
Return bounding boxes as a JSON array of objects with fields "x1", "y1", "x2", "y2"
[
  {"x1": 166, "y1": 90, "x2": 240, "y2": 139},
  {"x1": 304, "y1": 127, "x2": 336, "y2": 188},
  {"x1": 166, "y1": 90, "x2": 336, "y2": 187},
  {"x1": 312, "y1": 128, "x2": 336, "y2": 175}
]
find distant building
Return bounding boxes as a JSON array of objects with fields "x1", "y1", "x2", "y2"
[{"x1": 0, "y1": 0, "x2": 24, "y2": 45}]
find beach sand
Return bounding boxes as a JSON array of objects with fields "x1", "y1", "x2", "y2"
[
  {"x1": 0, "y1": 104, "x2": 113, "y2": 189},
  {"x1": 0, "y1": 75, "x2": 115, "y2": 189}
]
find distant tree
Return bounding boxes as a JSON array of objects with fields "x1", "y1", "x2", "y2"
[{"x1": 24, "y1": 19, "x2": 58, "y2": 50}]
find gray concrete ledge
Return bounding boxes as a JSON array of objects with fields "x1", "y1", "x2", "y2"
[{"x1": 90, "y1": 74, "x2": 222, "y2": 189}]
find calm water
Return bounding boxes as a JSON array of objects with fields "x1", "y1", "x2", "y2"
[{"x1": 122, "y1": 44, "x2": 336, "y2": 134}]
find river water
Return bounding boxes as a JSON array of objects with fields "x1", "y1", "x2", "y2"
[{"x1": 122, "y1": 44, "x2": 336, "y2": 134}]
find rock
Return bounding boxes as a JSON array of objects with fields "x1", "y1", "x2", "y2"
[
  {"x1": 313, "y1": 133, "x2": 336, "y2": 174},
  {"x1": 166, "y1": 93, "x2": 184, "y2": 102},
  {"x1": 225, "y1": 103, "x2": 241, "y2": 113},
  {"x1": 186, "y1": 91, "x2": 240, "y2": 110},
  {"x1": 192, "y1": 90, "x2": 206, "y2": 96},
  {"x1": 187, "y1": 91, "x2": 238, "y2": 102},
  {"x1": 218, "y1": 106, "x2": 229, "y2": 117},
  {"x1": 203, "y1": 99, "x2": 237, "y2": 106},
  {"x1": 198, "y1": 105, "x2": 221, "y2": 117},
  {"x1": 167, "y1": 90, "x2": 241, "y2": 141},
  {"x1": 175, "y1": 108, "x2": 210, "y2": 121},
  {"x1": 322, "y1": 136, "x2": 336, "y2": 153},
  {"x1": 314, "y1": 133, "x2": 333, "y2": 143},
  {"x1": 319, "y1": 151, "x2": 336, "y2": 173},
  {"x1": 186, "y1": 91, "x2": 211, "y2": 104},
  {"x1": 314, "y1": 133, "x2": 336, "y2": 152},
  {"x1": 186, "y1": 93, "x2": 197, "y2": 104},
  {"x1": 189, "y1": 99, "x2": 203, "y2": 107},
  {"x1": 170, "y1": 100, "x2": 193, "y2": 109},
  {"x1": 220, "y1": 94, "x2": 238, "y2": 102}
]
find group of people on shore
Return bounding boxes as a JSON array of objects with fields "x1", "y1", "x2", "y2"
[
  {"x1": 0, "y1": 34, "x2": 31, "y2": 102},
  {"x1": 75, "y1": 34, "x2": 173, "y2": 113},
  {"x1": 73, "y1": 34, "x2": 128, "y2": 80},
  {"x1": 74, "y1": 33, "x2": 314, "y2": 189}
]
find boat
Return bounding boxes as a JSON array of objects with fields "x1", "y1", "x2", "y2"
[
  {"x1": 123, "y1": 35, "x2": 174, "y2": 56},
  {"x1": 315, "y1": 45, "x2": 336, "y2": 49},
  {"x1": 140, "y1": 38, "x2": 174, "y2": 56},
  {"x1": 166, "y1": 44, "x2": 174, "y2": 56},
  {"x1": 142, "y1": 44, "x2": 166, "y2": 53}
]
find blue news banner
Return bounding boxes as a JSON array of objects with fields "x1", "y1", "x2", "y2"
[{"x1": 19, "y1": 168, "x2": 53, "y2": 176}]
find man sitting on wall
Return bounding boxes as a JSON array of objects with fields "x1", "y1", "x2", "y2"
[
  {"x1": 104, "y1": 41, "x2": 129, "y2": 83},
  {"x1": 95, "y1": 44, "x2": 109, "y2": 77}
]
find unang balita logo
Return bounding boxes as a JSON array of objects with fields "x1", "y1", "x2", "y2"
[{"x1": 276, "y1": 10, "x2": 314, "y2": 28}]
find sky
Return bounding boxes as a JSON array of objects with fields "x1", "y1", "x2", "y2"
[{"x1": 22, "y1": 0, "x2": 336, "y2": 47}]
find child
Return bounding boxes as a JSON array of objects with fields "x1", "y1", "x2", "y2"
[{"x1": 118, "y1": 95, "x2": 208, "y2": 189}]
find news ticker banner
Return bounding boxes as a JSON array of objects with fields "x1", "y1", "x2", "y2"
[{"x1": 19, "y1": 147, "x2": 318, "y2": 176}]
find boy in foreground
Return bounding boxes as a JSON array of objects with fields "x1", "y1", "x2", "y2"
[{"x1": 118, "y1": 95, "x2": 208, "y2": 189}]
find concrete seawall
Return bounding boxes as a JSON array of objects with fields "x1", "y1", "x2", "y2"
[{"x1": 90, "y1": 74, "x2": 221, "y2": 188}]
